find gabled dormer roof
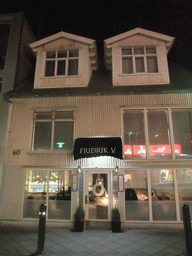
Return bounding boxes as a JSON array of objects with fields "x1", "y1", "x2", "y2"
[
  {"x1": 29, "y1": 31, "x2": 98, "y2": 70},
  {"x1": 104, "y1": 27, "x2": 175, "y2": 72},
  {"x1": 104, "y1": 27, "x2": 175, "y2": 52},
  {"x1": 29, "y1": 31, "x2": 96, "y2": 51}
]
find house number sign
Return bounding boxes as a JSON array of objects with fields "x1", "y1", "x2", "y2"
[{"x1": 13, "y1": 149, "x2": 20, "y2": 155}]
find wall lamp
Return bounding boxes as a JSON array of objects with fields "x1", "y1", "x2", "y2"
[
  {"x1": 115, "y1": 165, "x2": 119, "y2": 174},
  {"x1": 78, "y1": 165, "x2": 82, "y2": 174}
]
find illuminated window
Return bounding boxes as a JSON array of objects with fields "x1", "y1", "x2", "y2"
[
  {"x1": 23, "y1": 169, "x2": 72, "y2": 219},
  {"x1": 32, "y1": 110, "x2": 74, "y2": 151},
  {"x1": 45, "y1": 49, "x2": 79, "y2": 77},
  {"x1": 123, "y1": 108, "x2": 189, "y2": 160},
  {"x1": 122, "y1": 46, "x2": 158, "y2": 74}
]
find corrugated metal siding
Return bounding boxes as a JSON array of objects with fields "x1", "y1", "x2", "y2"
[
  {"x1": 4, "y1": 92, "x2": 192, "y2": 168},
  {"x1": 0, "y1": 166, "x2": 24, "y2": 220},
  {"x1": 2, "y1": 91, "x2": 192, "y2": 220}
]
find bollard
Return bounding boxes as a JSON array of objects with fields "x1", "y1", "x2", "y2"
[
  {"x1": 37, "y1": 203, "x2": 46, "y2": 254},
  {"x1": 182, "y1": 204, "x2": 192, "y2": 255}
]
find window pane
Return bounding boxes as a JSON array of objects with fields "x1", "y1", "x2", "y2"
[
  {"x1": 125, "y1": 170, "x2": 148, "y2": 220},
  {"x1": 58, "y1": 50, "x2": 67, "y2": 58},
  {"x1": 147, "y1": 56, "x2": 158, "y2": 73},
  {"x1": 45, "y1": 60, "x2": 55, "y2": 76},
  {"x1": 172, "y1": 109, "x2": 192, "y2": 159},
  {"x1": 177, "y1": 169, "x2": 192, "y2": 220},
  {"x1": 122, "y1": 48, "x2": 132, "y2": 55},
  {"x1": 123, "y1": 109, "x2": 146, "y2": 159},
  {"x1": 68, "y1": 59, "x2": 78, "y2": 75},
  {"x1": 57, "y1": 60, "x2": 66, "y2": 75},
  {"x1": 55, "y1": 111, "x2": 74, "y2": 119},
  {"x1": 46, "y1": 51, "x2": 56, "y2": 58},
  {"x1": 147, "y1": 109, "x2": 171, "y2": 159},
  {"x1": 33, "y1": 122, "x2": 52, "y2": 150},
  {"x1": 23, "y1": 170, "x2": 47, "y2": 218},
  {"x1": 134, "y1": 47, "x2": 144, "y2": 55},
  {"x1": 54, "y1": 121, "x2": 73, "y2": 150},
  {"x1": 69, "y1": 49, "x2": 78, "y2": 57},
  {"x1": 122, "y1": 57, "x2": 133, "y2": 74},
  {"x1": 135, "y1": 57, "x2": 144, "y2": 72},
  {"x1": 35, "y1": 112, "x2": 52, "y2": 120},
  {"x1": 48, "y1": 170, "x2": 71, "y2": 220},
  {"x1": 151, "y1": 170, "x2": 176, "y2": 221},
  {"x1": 146, "y1": 47, "x2": 156, "y2": 54}
]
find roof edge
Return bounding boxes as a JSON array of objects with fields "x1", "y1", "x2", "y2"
[
  {"x1": 104, "y1": 27, "x2": 175, "y2": 49},
  {"x1": 29, "y1": 31, "x2": 96, "y2": 51}
]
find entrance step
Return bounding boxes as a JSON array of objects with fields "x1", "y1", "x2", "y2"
[{"x1": 85, "y1": 220, "x2": 111, "y2": 230}]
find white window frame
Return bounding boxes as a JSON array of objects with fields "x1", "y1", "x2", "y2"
[
  {"x1": 44, "y1": 49, "x2": 79, "y2": 77},
  {"x1": 23, "y1": 168, "x2": 74, "y2": 221},
  {"x1": 121, "y1": 46, "x2": 158, "y2": 75},
  {"x1": 122, "y1": 106, "x2": 192, "y2": 161},
  {"x1": 31, "y1": 109, "x2": 75, "y2": 152}
]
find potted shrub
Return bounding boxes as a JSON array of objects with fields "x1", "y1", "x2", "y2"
[
  {"x1": 74, "y1": 206, "x2": 85, "y2": 232},
  {"x1": 111, "y1": 207, "x2": 121, "y2": 232}
]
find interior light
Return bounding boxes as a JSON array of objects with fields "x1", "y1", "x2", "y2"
[{"x1": 56, "y1": 142, "x2": 65, "y2": 148}]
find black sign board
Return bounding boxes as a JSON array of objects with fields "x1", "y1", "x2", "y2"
[{"x1": 73, "y1": 137, "x2": 123, "y2": 160}]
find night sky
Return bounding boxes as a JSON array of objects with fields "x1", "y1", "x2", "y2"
[{"x1": 1, "y1": 0, "x2": 192, "y2": 72}]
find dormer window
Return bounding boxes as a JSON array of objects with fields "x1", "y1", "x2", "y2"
[
  {"x1": 45, "y1": 49, "x2": 79, "y2": 77},
  {"x1": 122, "y1": 46, "x2": 158, "y2": 74}
]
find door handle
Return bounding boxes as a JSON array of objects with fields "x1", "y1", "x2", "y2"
[{"x1": 85, "y1": 195, "x2": 88, "y2": 204}]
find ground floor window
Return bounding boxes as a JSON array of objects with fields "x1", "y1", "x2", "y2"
[
  {"x1": 177, "y1": 169, "x2": 192, "y2": 220},
  {"x1": 124, "y1": 168, "x2": 192, "y2": 221},
  {"x1": 151, "y1": 169, "x2": 176, "y2": 221},
  {"x1": 125, "y1": 170, "x2": 149, "y2": 220},
  {"x1": 23, "y1": 169, "x2": 72, "y2": 220}
]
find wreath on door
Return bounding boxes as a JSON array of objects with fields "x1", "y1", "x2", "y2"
[{"x1": 92, "y1": 183, "x2": 105, "y2": 196}]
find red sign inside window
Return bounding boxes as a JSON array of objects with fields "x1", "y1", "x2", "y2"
[{"x1": 124, "y1": 144, "x2": 181, "y2": 155}]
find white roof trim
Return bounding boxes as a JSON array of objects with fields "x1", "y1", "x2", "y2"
[
  {"x1": 104, "y1": 27, "x2": 175, "y2": 52},
  {"x1": 29, "y1": 31, "x2": 96, "y2": 51}
]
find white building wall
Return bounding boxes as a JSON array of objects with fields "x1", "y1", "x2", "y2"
[
  {"x1": 2, "y1": 92, "x2": 192, "y2": 220},
  {"x1": 0, "y1": 166, "x2": 24, "y2": 220},
  {"x1": 4, "y1": 92, "x2": 192, "y2": 167}
]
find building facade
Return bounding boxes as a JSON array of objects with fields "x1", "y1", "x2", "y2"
[
  {"x1": 1, "y1": 28, "x2": 192, "y2": 227},
  {"x1": 0, "y1": 12, "x2": 35, "y2": 198}
]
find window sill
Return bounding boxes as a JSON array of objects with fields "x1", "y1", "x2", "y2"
[
  {"x1": 27, "y1": 150, "x2": 73, "y2": 155},
  {"x1": 119, "y1": 73, "x2": 162, "y2": 76},
  {"x1": 41, "y1": 75, "x2": 81, "y2": 79}
]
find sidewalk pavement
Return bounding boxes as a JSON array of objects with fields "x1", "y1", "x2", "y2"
[{"x1": 0, "y1": 221, "x2": 188, "y2": 256}]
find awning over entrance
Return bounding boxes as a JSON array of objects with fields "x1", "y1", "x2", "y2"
[{"x1": 73, "y1": 137, "x2": 123, "y2": 160}]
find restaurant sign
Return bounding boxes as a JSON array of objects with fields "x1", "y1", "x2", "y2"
[
  {"x1": 73, "y1": 137, "x2": 123, "y2": 160},
  {"x1": 124, "y1": 144, "x2": 182, "y2": 155}
]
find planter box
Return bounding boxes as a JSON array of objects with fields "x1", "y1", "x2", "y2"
[
  {"x1": 74, "y1": 221, "x2": 84, "y2": 232},
  {"x1": 111, "y1": 221, "x2": 121, "y2": 232}
]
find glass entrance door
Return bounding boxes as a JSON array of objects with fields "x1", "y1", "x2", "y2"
[{"x1": 85, "y1": 172, "x2": 109, "y2": 220}]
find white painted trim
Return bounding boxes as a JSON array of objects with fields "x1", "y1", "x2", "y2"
[
  {"x1": 105, "y1": 27, "x2": 175, "y2": 51},
  {"x1": 29, "y1": 31, "x2": 96, "y2": 51}
]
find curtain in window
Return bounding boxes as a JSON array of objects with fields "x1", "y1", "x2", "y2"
[
  {"x1": 147, "y1": 56, "x2": 158, "y2": 73},
  {"x1": 122, "y1": 57, "x2": 133, "y2": 74},
  {"x1": 135, "y1": 57, "x2": 144, "y2": 72}
]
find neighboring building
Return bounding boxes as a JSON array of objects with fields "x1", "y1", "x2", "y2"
[
  {"x1": 1, "y1": 28, "x2": 192, "y2": 228},
  {"x1": 0, "y1": 13, "x2": 35, "y2": 197}
]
